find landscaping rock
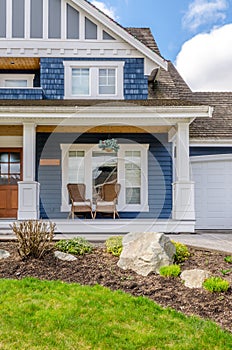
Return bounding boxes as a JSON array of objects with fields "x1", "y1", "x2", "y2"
[
  {"x1": 0, "y1": 249, "x2": 10, "y2": 259},
  {"x1": 117, "y1": 232, "x2": 176, "y2": 276},
  {"x1": 54, "y1": 251, "x2": 77, "y2": 261},
  {"x1": 181, "y1": 269, "x2": 211, "y2": 289}
]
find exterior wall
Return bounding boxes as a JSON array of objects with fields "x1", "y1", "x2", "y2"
[
  {"x1": 40, "y1": 57, "x2": 148, "y2": 100},
  {"x1": 190, "y1": 147, "x2": 232, "y2": 156},
  {"x1": 0, "y1": 88, "x2": 43, "y2": 99},
  {"x1": 0, "y1": 69, "x2": 42, "y2": 99},
  {"x1": 36, "y1": 133, "x2": 172, "y2": 219}
]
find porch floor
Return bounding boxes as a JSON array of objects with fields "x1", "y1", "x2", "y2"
[{"x1": 0, "y1": 218, "x2": 195, "y2": 241}]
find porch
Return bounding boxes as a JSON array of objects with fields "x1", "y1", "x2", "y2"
[{"x1": 0, "y1": 101, "x2": 213, "y2": 232}]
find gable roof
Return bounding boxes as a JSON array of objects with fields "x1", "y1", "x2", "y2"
[
  {"x1": 125, "y1": 28, "x2": 161, "y2": 56},
  {"x1": 74, "y1": 0, "x2": 167, "y2": 69}
]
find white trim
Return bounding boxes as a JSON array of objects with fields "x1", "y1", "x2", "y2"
[
  {"x1": 0, "y1": 219, "x2": 196, "y2": 234},
  {"x1": 63, "y1": 60, "x2": 124, "y2": 99},
  {"x1": 61, "y1": 0, "x2": 66, "y2": 40},
  {"x1": 43, "y1": 0, "x2": 48, "y2": 39},
  {"x1": 68, "y1": 0, "x2": 167, "y2": 70},
  {"x1": 0, "y1": 74, "x2": 35, "y2": 88},
  {"x1": 190, "y1": 154, "x2": 232, "y2": 163},
  {"x1": 190, "y1": 140, "x2": 232, "y2": 146},
  {"x1": 25, "y1": 0, "x2": 30, "y2": 39},
  {"x1": 60, "y1": 143, "x2": 149, "y2": 213},
  {"x1": 0, "y1": 106, "x2": 212, "y2": 127},
  {"x1": 6, "y1": 0, "x2": 12, "y2": 39}
]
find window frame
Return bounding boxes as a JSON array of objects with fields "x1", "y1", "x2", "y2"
[
  {"x1": 63, "y1": 61, "x2": 124, "y2": 99},
  {"x1": 0, "y1": 74, "x2": 35, "y2": 88},
  {"x1": 60, "y1": 143, "x2": 149, "y2": 212}
]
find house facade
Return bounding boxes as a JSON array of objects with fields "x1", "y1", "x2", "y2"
[{"x1": 0, "y1": 0, "x2": 217, "y2": 233}]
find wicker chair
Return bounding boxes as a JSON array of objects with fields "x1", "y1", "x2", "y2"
[
  {"x1": 94, "y1": 183, "x2": 121, "y2": 219},
  {"x1": 67, "y1": 183, "x2": 93, "y2": 219}
]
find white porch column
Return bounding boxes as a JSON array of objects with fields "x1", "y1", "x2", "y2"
[
  {"x1": 172, "y1": 123, "x2": 195, "y2": 220},
  {"x1": 18, "y1": 122, "x2": 40, "y2": 220}
]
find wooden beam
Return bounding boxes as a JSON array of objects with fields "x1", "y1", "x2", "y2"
[
  {"x1": 36, "y1": 125, "x2": 171, "y2": 134},
  {"x1": 0, "y1": 125, "x2": 23, "y2": 136}
]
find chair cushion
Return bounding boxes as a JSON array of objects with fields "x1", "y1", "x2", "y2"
[
  {"x1": 73, "y1": 201, "x2": 91, "y2": 206},
  {"x1": 96, "y1": 201, "x2": 115, "y2": 206}
]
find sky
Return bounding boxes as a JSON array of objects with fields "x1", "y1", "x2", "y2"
[{"x1": 91, "y1": 0, "x2": 232, "y2": 91}]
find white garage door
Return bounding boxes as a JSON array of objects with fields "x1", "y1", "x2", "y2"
[{"x1": 191, "y1": 155, "x2": 232, "y2": 229}]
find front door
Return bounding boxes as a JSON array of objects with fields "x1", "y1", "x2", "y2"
[{"x1": 0, "y1": 149, "x2": 22, "y2": 218}]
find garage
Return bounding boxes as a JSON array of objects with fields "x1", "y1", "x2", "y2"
[{"x1": 191, "y1": 154, "x2": 232, "y2": 229}]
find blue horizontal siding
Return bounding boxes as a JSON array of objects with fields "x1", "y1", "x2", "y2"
[
  {"x1": 190, "y1": 147, "x2": 232, "y2": 156},
  {"x1": 36, "y1": 133, "x2": 172, "y2": 219}
]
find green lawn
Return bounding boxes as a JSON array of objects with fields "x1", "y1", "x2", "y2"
[{"x1": 0, "y1": 278, "x2": 231, "y2": 349}]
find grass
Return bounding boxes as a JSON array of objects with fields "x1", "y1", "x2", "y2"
[{"x1": 0, "y1": 278, "x2": 232, "y2": 350}]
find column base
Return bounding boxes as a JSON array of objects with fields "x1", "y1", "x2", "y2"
[
  {"x1": 172, "y1": 181, "x2": 195, "y2": 220},
  {"x1": 17, "y1": 181, "x2": 40, "y2": 220}
]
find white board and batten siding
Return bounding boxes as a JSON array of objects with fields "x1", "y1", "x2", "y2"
[{"x1": 191, "y1": 154, "x2": 232, "y2": 229}]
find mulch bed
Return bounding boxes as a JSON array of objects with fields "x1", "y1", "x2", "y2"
[{"x1": 0, "y1": 241, "x2": 232, "y2": 333}]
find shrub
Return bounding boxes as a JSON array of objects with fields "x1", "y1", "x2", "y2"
[
  {"x1": 159, "y1": 265, "x2": 181, "y2": 277},
  {"x1": 55, "y1": 237, "x2": 93, "y2": 256},
  {"x1": 203, "y1": 277, "x2": 230, "y2": 293},
  {"x1": 172, "y1": 241, "x2": 190, "y2": 263},
  {"x1": 11, "y1": 220, "x2": 55, "y2": 259},
  {"x1": 224, "y1": 256, "x2": 232, "y2": 264},
  {"x1": 105, "y1": 236, "x2": 123, "y2": 257}
]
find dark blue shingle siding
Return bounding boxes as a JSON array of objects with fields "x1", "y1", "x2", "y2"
[{"x1": 40, "y1": 57, "x2": 148, "y2": 100}]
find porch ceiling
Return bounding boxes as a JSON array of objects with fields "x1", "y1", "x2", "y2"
[
  {"x1": 36, "y1": 125, "x2": 171, "y2": 133},
  {"x1": 0, "y1": 57, "x2": 40, "y2": 70}
]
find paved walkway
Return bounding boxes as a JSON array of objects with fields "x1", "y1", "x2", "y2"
[
  {"x1": 1, "y1": 232, "x2": 232, "y2": 254},
  {"x1": 167, "y1": 233, "x2": 232, "y2": 254}
]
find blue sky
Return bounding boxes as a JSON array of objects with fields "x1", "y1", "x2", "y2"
[{"x1": 91, "y1": 0, "x2": 232, "y2": 91}]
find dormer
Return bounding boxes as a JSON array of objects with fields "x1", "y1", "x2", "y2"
[{"x1": 0, "y1": 0, "x2": 167, "y2": 100}]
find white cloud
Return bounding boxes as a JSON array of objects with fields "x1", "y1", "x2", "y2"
[
  {"x1": 175, "y1": 24, "x2": 232, "y2": 91},
  {"x1": 183, "y1": 0, "x2": 228, "y2": 31},
  {"x1": 91, "y1": 1, "x2": 117, "y2": 20}
]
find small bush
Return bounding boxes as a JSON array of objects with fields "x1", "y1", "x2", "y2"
[
  {"x1": 105, "y1": 236, "x2": 123, "y2": 257},
  {"x1": 224, "y1": 256, "x2": 232, "y2": 264},
  {"x1": 172, "y1": 241, "x2": 190, "y2": 263},
  {"x1": 55, "y1": 237, "x2": 93, "y2": 256},
  {"x1": 159, "y1": 265, "x2": 181, "y2": 277},
  {"x1": 203, "y1": 277, "x2": 230, "y2": 293},
  {"x1": 11, "y1": 220, "x2": 55, "y2": 259}
]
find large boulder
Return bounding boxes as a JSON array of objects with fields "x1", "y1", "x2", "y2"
[
  {"x1": 117, "y1": 232, "x2": 176, "y2": 276},
  {"x1": 180, "y1": 269, "x2": 211, "y2": 289}
]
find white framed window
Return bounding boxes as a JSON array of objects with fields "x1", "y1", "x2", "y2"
[
  {"x1": 72, "y1": 68, "x2": 90, "y2": 96},
  {"x1": 60, "y1": 143, "x2": 149, "y2": 212},
  {"x1": 63, "y1": 61, "x2": 124, "y2": 99},
  {"x1": 0, "y1": 74, "x2": 35, "y2": 88}
]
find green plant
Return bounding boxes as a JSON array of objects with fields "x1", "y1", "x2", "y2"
[
  {"x1": 172, "y1": 241, "x2": 190, "y2": 263},
  {"x1": 221, "y1": 269, "x2": 231, "y2": 276},
  {"x1": 105, "y1": 236, "x2": 123, "y2": 257},
  {"x1": 203, "y1": 277, "x2": 230, "y2": 293},
  {"x1": 159, "y1": 264, "x2": 181, "y2": 277},
  {"x1": 55, "y1": 237, "x2": 93, "y2": 255},
  {"x1": 11, "y1": 220, "x2": 55, "y2": 259},
  {"x1": 224, "y1": 256, "x2": 232, "y2": 264}
]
